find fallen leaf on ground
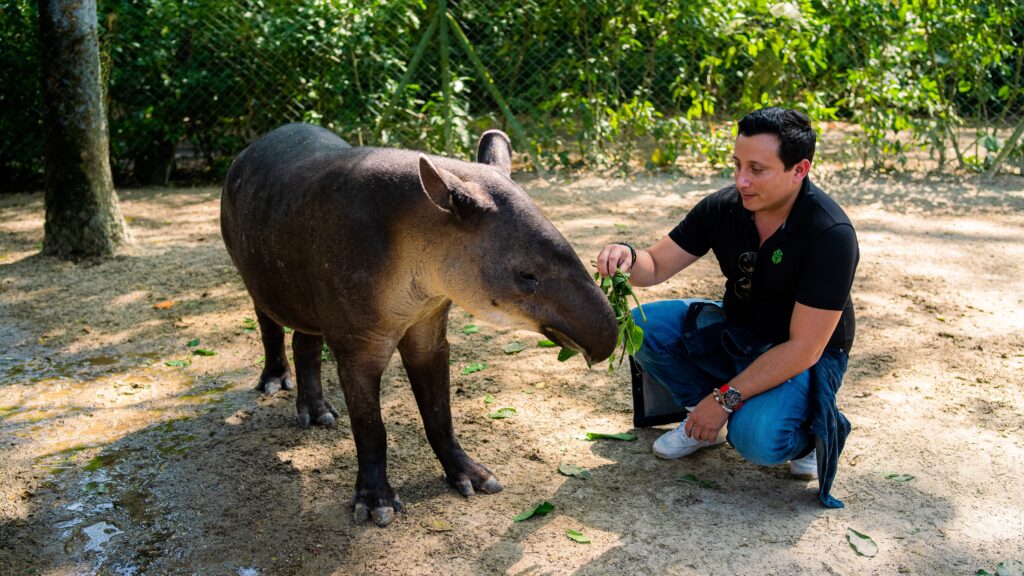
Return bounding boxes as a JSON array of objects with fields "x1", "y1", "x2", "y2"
[
  {"x1": 192, "y1": 348, "x2": 217, "y2": 356},
  {"x1": 884, "y1": 473, "x2": 915, "y2": 482},
  {"x1": 983, "y1": 559, "x2": 1024, "y2": 576},
  {"x1": 537, "y1": 339, "x2": 557, "y2": 348},
  {"x1": 678, "y1": 473, "x2": 719, "y2": 490},
  {"x1": 461, "y1": 363, "x2": 486, "y2": 375},
  {"x1": 513, "y1": 501, "x2": 554, "y2": 522},
  {"x1": 557, "y1": 463, "x2": 591, "y2": 478},
  {"x1": 846, "y1": 528, "x2": 878, "y2": 557},
  {"x1": 585, "y1": 432, "x2": 637, "y2": 441},
  {"x1": 483, "y1": 394, "x2": 495, "y2": 404},
  {"x1": 425, "y1": 518, "x2": 452, "y2": 532},
  {"x1": 487, "y1": 407, "x2": 517, "y2": 419},
  {"x1": 504, "y1": 341, "x2": 527, "y2": 354},
  {"x1": 566, "y1": 529, "x2": 591, "y2": 543},
  {"x1": 153, "y1": 300, "x2": 175, "y2": 309},
  {"x1": 165, "y1": 359, "x2": 191, "y2": 368},
  {"x1": 463, "y1": 324, "x2": 480, "y2": 335}
]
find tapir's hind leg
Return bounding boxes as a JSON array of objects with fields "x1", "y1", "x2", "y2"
[
  {"x1": 292, "y1": 331, "x2": 340, "y2": 428},
  {"x1": 255, "y1": 308, "x2": 294, "y2": 394},
  {"x1": 398, "y1": 304, "x2": 503, "y2": 497}
]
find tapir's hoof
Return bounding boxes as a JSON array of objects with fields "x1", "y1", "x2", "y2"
[
  {"x1": 448, "y1": 471, "x2": 502, "y2": 497},
  {"x1": 454, "y1": 479, "x2": 474, "y2": 497},
  {"x1": 257, "y1": 371, "x2": 294, "y2": 395},
  {"x1": 297, "y1": 399, "x2": 340, "y2": 429},
  {"x1": 481, "y1": 477, "x2": 503, "y2": 494},
  {"x1": 445, "y1": 452, "x2": 503, "y2": 497},
  {"x1": 353, "y1": 495, "x2": 404, "y2": 527},
  {"x1": 371, "y1": 507, "x2": 394, "y2": 527}
]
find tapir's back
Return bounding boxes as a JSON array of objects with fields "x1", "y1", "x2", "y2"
[
  {"x1": 221, "y1": 123, "x2": 350, "y2": 250},
  {"x1": 220, "y1": 123, "x2": 471, "y2": 331}
]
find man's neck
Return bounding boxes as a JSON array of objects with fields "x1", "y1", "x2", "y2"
[{"x1": 753, "y1": 182, "x2": 803, "y2": 243}]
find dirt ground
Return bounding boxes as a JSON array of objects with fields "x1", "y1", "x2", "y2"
[{"x1": 1, "y1": 169, "x2": 1023, "y2": 576}]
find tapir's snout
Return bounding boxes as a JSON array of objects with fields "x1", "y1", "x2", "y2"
[{"x1": 539, "y1": 278, "x2": 618, "y2": 365}]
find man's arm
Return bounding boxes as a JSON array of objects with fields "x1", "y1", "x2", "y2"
[
  {"x1": 596, "y1": 236, "x2": 700, "y2": 287},
  {"x1": 684, "y1": 302, "x2": 843, "y2": 442}
]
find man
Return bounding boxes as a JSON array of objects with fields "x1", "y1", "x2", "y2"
[{"x1": 596, "y1": 107, "x2": 858, "y2": 507}]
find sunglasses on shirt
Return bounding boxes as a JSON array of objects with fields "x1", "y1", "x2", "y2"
[{"x1": 735, "y1": 251, "x2": 756, "y2": 300}]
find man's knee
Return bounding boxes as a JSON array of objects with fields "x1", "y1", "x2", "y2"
[{"x1": 728, "y1": 419, "x2": 805, "y2": 466}]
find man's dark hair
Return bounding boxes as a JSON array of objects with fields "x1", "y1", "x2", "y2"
[{"x1": 737, "y1": 107, "x2": 816, "y2": 170}]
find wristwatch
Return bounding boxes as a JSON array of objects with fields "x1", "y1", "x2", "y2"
[{"x1": 714, "y1": 384, "x2": 744, "y2": 413}]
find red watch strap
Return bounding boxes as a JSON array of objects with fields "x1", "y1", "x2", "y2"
[{"x1": 719, "y1": 384, "x2": 744, "y2": 409}]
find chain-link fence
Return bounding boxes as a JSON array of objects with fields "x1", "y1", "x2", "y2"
[{"x1": 2, "y1": 0, "x2": 1023, "y2": 190}]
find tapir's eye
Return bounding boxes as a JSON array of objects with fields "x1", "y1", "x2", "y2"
[{"x1": 517, "y1": 271, "x2": 539, "y2": 293}]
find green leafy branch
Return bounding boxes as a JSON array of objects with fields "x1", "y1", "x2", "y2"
[
  {"x1": 556, "y1": 268, "x2": 645, "y2": 371},
  {"x1": 598, "y1": 269, "x2": 646, "y2": 372}
]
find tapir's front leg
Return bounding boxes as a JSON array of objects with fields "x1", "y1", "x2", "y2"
[
  {"x1": 398, "y1": 304, "x2": 502, "y2": 496},
  {"x1": 330, "y1": 339, "x2": 403, "y2": 527}
]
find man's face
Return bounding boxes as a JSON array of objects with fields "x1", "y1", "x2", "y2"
[{"x1": 732, "y1": 133, "x2": 808, "y2": 215}]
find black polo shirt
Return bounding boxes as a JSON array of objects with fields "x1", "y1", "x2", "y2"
[{"x1": 668, "y1": 178, "x2": 858, "y2": 351}]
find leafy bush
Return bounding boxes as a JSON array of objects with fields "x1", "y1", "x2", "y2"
[{"x1": 1, "y1": 0, "x2": 1021, "y2": 187}]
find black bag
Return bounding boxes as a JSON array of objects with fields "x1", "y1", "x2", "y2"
[{"x1": 629, "y1": 356, "x2": 687, "y2": 428}]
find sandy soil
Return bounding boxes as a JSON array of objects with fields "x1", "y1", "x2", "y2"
[{"x1": 1, "y1": 169, "x2": 1023, "y2": 576}]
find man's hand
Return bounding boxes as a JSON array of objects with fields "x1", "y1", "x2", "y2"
[
  {"x1": 596, "y1": 243, "x2": 634, "y2": 277},
  {"x1": 685, "y1": 394, "x2": 729, "y2": 442}
]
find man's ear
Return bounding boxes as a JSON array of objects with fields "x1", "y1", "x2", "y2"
[
  {"x1": 476, "y1": 130, "x2": 512, "y2": 177},
  {"x1": 419, "y1": 154, "x2": 496, "y2": 218},
  {"x1": 791, "y1": 158, "x2": 811, "y2": 182}
]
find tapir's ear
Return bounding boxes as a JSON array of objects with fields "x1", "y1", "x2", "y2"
[
  {"x1": 475, "y1": 130, "x2": 512, "y2": 177},
  {"x1": 419, "y1": 155, "x2": 453, "y2": 212},
  {"x1": 418, "y1": 154, "x2": 496, "y2": 218}
]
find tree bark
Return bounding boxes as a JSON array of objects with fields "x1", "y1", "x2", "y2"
[{"x1": 38, "y1": 0, "x2": 130, "y2": 259}]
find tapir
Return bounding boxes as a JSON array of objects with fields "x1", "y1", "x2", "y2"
[{"x1": 220, "y1": 123, "x2": 617, "y2": 526}]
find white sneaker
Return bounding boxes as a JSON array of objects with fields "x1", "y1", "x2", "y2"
[
  {"x1": 652, "y1": 416, "x2": 727, "y2": 459},
  {"x1": 789, "y1": 449, "x2": 818, "y2": 480}
]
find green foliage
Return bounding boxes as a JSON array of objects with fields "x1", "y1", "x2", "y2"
[
  {"x1": 2, "y1": 0, "x2": 1021, "y2": 186},
  {"x1": 0, "y1": 0, "x2": 44, "y2": 191}
]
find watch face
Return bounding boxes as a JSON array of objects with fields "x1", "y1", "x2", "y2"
[{"x1": 723, "y1": 388, "x2": 742, "y2": 409}]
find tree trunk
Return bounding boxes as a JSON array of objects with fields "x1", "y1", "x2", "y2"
[{"x1": 38, "y1": 0, "x2": 130, "y2": 259}]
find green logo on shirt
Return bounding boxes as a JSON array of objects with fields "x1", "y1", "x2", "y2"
[{"x1": 771, "y1": 248, "x2": 783, "y2": 264}]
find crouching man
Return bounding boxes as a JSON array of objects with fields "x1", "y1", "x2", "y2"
[{"x1": 597, "y1": 107, "x2": 858, "y2": 507}]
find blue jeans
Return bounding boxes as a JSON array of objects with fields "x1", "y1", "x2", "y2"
[{"x1": 632, "y1": 299, "x2": 815, "y2": 466}]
